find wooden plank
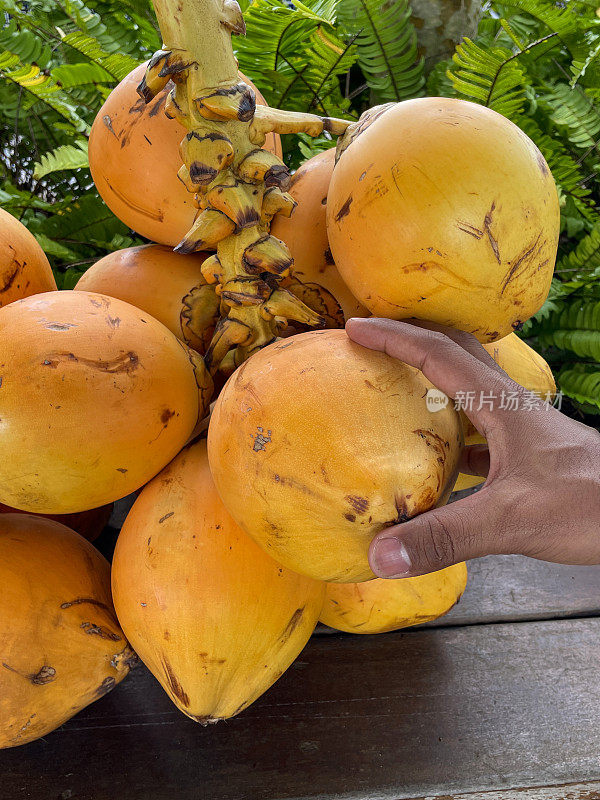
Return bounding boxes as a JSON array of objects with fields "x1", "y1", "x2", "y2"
[
  {"x1": 413, "y1": 783, "x2": 600, "y2": 800},
  {"x1": 2, "y1": 618, "x2": 600, "y2": 800},
  {"x1": 430, "y1": 556, "x2": 600, "y2": 627}
]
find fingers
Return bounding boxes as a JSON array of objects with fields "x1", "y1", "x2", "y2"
[
  {"x1": 368, "y1": 490, "x2": 503, "y2": 578},
  {"x1": 346, "y1": 317, "x2": 523, "y2": 439},
  {"x1": 458, "y1": 444, "x2": 490, "y2": 477},
  {"x1": 405, "y1": 318, "x2": 502, "y2": 372}
]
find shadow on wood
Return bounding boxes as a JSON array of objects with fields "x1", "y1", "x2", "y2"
[{"x1": 2, "y1": 619, "x2": 600, "y2": 800}]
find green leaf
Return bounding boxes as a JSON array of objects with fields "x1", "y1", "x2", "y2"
[
  {"x1": 337, "y1": 0, "x2": 425, "y2": 103},
  {"x1": 426, "y1": 59, "x2": 455, "y2": 97},
  {"x1": 60, "y1": 266, "x2": 89, "y2": 290},
  {"x1": 558, "y1": 364, "x2": 600, "y2": 412},
  {"x1": 0, "y1": 52, "x2": 87, "y2": 131},
  {"x1": 448, "y1": 37, "x2": 528, "y2": 118},
  {"x1": 33, "y1": 233, "x2": 77, "y2": 259},
  {"x1": 502, "y1": 0, "x2": 580, "y2": 39},
  {"x1": 0, "y1": 19, "x2": 53, "y2": 67},
  {"x1": 52, "y1": 61, "x2": 114, "y2": 88},
  {"x1": 35, "y1": 193, "x2": 133, "y2": 248},
  {"x1": 537, "y1": 299, "x2": 600, "y2": 360},
  {"x1": 296, "y1": 131, "x2": 336, "y2": 161},
  {"x1": 542, "y1": 82, "x2": 600, "y2": 148},
  {"x1": 557, "y1": 224, "x2": 600, "y2": 281},
  {"x1": 521, "y1": 278, "x2": 571, "y2": 335},
  {"x1": 236, "y1": 0, "x2": 356, "y2": 116},
  {"x1": 33, "y1": 140, "x2": 89, "y2": 179},
  {"x1": 570, "y1": 31, "x2": 600, "y2": 87},
  {"x1": 60, "y1": 31, "x2": 141, "y2": 81}
]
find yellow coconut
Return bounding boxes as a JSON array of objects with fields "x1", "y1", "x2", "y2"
[
  {"x1": 89, "y1": 64, "x2": 282, "y2": 246},
  {"x1": 271, "y1": 148, "x2": 368, "y2": 327},
  {"x1": 112, "y1": 438, "x2": 324, "y2": 722},
  {"x1": 208, "y1": 329, "x2": 462, "y2": 583},
  {"x1": 0, "y1": 502, "x2": 113, "y2": 542},
  {"x1": 0, "y1": 514, "x2": 134, "y2": 748},
  {"x1": 320, "y1": 563, "x2": 467, "y2": 634},
  {"x1": 0, "y1": 208, "x2": 56, "y2": 307},
  {"x1": 0, "y1": 291, "x2": 212, "y2": 513},
  {"x1": 454, "y1": 333, "x2": 556, "y2": 491},
  {"x1": 453, "y1": 471, "x2": 488, "y2": 493},
  {"x1": 75, "y1": 244, "x2": 219, "y2": 354},
  {"x1": 327, "y1": 98, "x2": 560, "y2": 342}
]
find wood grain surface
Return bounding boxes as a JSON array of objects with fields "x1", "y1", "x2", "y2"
[
  {"x1": 2, "y1": 618, "x2": 600, "y2": 800},
  {"x1": 414, "y1": 783, "x2": 600, "y2": 800}
]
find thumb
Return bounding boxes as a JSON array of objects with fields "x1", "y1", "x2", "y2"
[{"x1": 369, "y1": 490, "x2": 502, "y2": 578}]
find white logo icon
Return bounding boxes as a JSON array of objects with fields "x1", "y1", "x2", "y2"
[{"x1": 426, "y1": 388, "x2": 449, "y2": 413}]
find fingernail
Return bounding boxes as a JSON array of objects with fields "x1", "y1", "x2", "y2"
[{"x1": 370, "y1": 537, "x2": 412, "y2": 578}]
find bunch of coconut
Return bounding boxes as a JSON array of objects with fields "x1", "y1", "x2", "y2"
[{"x1": 0, "y1": 64, "x2": 559, "y2": 747}]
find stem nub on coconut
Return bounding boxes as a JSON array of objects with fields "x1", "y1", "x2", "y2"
[{"x1": 140, "y1": 0, "x2": 350, "y2": 380}]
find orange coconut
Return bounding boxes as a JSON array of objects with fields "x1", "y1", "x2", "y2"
[
  {"x1": 112, "y1": 438, "x2": 324, "y2": 722},
  {"x1": 0, "y1": 208, "x2": 56, "y2": 307},
  {"x1": 89, "y1": 64, "x2": 282, "y2": 245},
  {"x1": 75, "y1": 244, "x2": 219, "y2": 354},
  {"x1": 327, "y1": 98, "x2": 560, "y2": 342},
  {"x1": 454, "y1": 333, "x2": 556, "y2": 492},
  {"x1": 0, "y1": 503, "x2": 113, "y2": 542},
  {"x1": 0, "y1": 514, "x2": 133, "y2": 748},
  {"x1": 208, "y1": 329, "x2": 462, "y2": 583},
  {"x1": 271, "y1": 148, "x2": 368, "y2": 327},
  {"x1": 0, "y1": 291, "x2": 211, "y2": 513},
  {"x1": 320, "y1": 563, "x2": 467, "y2": 634}
]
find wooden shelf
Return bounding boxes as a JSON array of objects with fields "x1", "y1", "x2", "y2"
[{"x1": 2, "y1": 553, "x2": 600, "y2": 800}]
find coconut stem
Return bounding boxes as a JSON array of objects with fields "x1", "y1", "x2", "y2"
[{"x1": 140, "y1": 0, "x2": 351, "y2": 375}]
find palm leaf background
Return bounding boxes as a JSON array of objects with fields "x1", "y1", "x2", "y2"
[{"x1": 336, "y1": 0, "x2": 424, "y2": 103}]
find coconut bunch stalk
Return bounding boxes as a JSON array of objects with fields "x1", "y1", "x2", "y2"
[{"x1": 139, "y1": 0, "x2": 350, "y2": 381}]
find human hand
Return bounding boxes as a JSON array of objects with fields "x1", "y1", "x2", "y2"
[{"x1": 345, "y1": 317, "x2": 600, "y2": 578}]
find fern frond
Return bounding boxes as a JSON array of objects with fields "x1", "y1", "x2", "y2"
[
  {"x1": 236, "y1": 0, "x2": 355, "y2": 115},
  {"x1": 33, "y1": 194, "x2": 135, "y2": 249},
  {"x1": 51, "y1": 61, "x2": 113, "y2": 88},
  {"x1": 0, "y1": 52, "x2": 87, "y2": 131},
  {"x1": 53, "y1": 0, "x2": 160, "y2": 57},
  {"x1": 569, "y1": 29, "x2": 600, "y2": 87},
  {"x1": 0, "y1": 20, "x2": 53, "y2": 67},
  {"x1": 558, "y1": 364, "x2": 600, "y2": 412},
  {"x1": 543, "y1": 82, "x2": 600, "y2": 148},
  {"x1": 58, "y1": 0, "x2": 108, "y2": 37},
  {"x1": 537, "y1": 299, "x2": 600, "y2": 360},
  {"x1": 557, "y1": 224, "x2": 600, "y2": 280},
  {"x1": 236, "y1": 0, "x2": 335, "y2": 74},
  {"x1": 296, "y1": 131, "x2": 336, "y2": 161},
  {"x1": 60, "y1": 31, "x2": 140, "y2": 81},
  {"x1": 298, "y1": 25, "x2": 357, "y2": 113},
  {"x1": 448, "y1": 37, "x2": 528, "y2": 118},
  {"x1": 502, "y1": 0, "x2": 580, "y2": 38},
  {"x1": 337, "y1": 0, "x2": 424, "y2": 103},
  {"x1": 33, "y1": 140, "x2": 89, "y2": 179}
]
